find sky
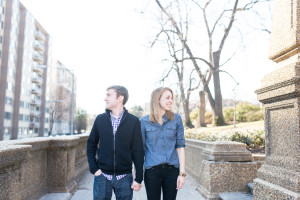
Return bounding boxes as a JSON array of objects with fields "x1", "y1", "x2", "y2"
[{"x1": 20, "y1": 0, "x2": 276, "y2": 114}]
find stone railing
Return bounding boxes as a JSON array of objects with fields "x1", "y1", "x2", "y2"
[
  {"x1": 0, "y1": 134, "x2": 89, "y2": 200},
  {"x1": 185, "y1": 139, "x2": 265, "y2": 200}
]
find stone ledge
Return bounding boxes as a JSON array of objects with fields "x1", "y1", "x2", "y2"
[{"x1": 254, "y1": 178, "x2": 300, "y2": 200}]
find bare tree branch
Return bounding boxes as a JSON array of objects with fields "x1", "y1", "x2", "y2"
[{"x1": 218, "y1": 0, "x2": 239, "y2": 53}]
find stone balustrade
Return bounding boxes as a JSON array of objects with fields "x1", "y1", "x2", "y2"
[
  {"x1": 185, "y1": 139, "x2": 264, "y2": 200},
  {"x1": 0, "y1": 134, "x2": 89, "y2": 200},
  {"x1": 0, "y1": 135, "x2": 265, "y2": 200}
]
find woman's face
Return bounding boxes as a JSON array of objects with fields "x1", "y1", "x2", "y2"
[{"x1": 159, "y1": 90, "x2": 173, "y2": 111}]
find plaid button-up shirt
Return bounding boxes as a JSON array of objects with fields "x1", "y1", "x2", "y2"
[{"x1": 102, "y1": 110, "x2": 127, "y2": 181}]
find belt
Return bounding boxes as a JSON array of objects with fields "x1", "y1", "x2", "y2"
[{"x1": 150, "y1": 164, "x2": 175, "y2": 169}]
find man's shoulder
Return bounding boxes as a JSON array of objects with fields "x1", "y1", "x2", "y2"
[
  {"x1": 125, "y1": 112, "x2": 140, "y2": 121},
  {"x1": 95, "y1": 113, "x2": 108, "y2": 121}
]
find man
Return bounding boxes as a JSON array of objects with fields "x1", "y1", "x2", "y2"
[{"x1": 87, "y1": 85, "x2": 144, "y2": 200}]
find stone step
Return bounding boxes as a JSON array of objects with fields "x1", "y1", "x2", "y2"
[
  {"x1": 219, "y1": 192, "x2": 253, "y2": 200},
  {"x1": 247, "y1": 182, "x2": 254, "y2": 195}
]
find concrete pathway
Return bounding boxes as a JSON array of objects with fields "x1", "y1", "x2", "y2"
[{"x1": 70, "y1": 171, "x2": 205, "y2": 200}]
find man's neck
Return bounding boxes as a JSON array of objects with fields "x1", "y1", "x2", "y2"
[{"x1": 111, "y1": 106, "x2": 124, "y2": 117}]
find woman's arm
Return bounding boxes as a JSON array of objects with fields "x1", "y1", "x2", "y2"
[
  {"x1": 176, "y1": 147, "x2": 185, "y2": 174},
  {"x1": 176, "y1": 147, "x2": 186, "y2": 189}
]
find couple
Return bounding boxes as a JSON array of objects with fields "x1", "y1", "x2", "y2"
[{"x1": 86, "y1": 85, "x2": 186, "y2": 200}]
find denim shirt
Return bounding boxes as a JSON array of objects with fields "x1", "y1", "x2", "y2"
[{"x1": 140, "y1": 113, "x2": 185, "y2": 169}]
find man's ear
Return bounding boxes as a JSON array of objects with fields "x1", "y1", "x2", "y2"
[{"x1": 118, "y1": 95, "x2": 124, "y2": 104}]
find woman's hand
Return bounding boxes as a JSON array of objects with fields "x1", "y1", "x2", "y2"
[{"x1": 176, "y1": 175, "x2": 185, "y2": 189}]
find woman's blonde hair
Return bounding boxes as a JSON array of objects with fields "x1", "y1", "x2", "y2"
[{"x1": 149, "y1": 87, "x2": 175, "y2": 123}]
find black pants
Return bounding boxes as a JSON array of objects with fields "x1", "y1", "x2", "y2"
[{"x1": 144, "y1": 164, "x2": 179, "y2": 200}]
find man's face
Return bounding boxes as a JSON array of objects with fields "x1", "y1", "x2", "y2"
[{"x1": 104, "y1": 89, "x2": 122, "y2": 110}]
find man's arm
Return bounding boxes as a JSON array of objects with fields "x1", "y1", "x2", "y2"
[
  {"x1": 86, "y1": 116, "x2": 100, "y2": 175},
  {"x1": 131, "y1": 119, "x2": 145, "y2": 184}
]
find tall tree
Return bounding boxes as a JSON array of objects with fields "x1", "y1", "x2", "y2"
[
  {"x1": 76, "y1": 108, "x2": 88, "y2": 134},
  {"x1": 155, "y1": 0, "x2": 271, "y2": 125},
  {"x1": 153, "y1": 0, "x2": 200, "y2": 128},
  {"x1": 130, "y1": 105, "x2": 144, "y2": 118}
]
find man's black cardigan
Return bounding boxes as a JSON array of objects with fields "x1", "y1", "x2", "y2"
[{"x1": 86, "y1": 109, "x2": 144, "y2": 183}]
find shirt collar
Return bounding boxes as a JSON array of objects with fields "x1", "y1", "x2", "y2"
[{"x1": 110, "y1": 108, "x2": 124, "y2": 119}]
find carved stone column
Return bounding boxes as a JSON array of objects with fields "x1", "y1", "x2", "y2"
[{"x1": 254, "y1": 0, "x2": 300, "y2": 199}]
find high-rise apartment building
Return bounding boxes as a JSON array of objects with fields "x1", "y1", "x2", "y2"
[
  {"x1": 0, "y1": 0, "x2": 52, "y2": 140},
  {"x1": 50, "y1": 59, "x2": 76, "y2": 135}
]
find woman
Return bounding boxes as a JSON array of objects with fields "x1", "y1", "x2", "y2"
[{"x1": 140, "y1": 87, "x2": 186, "y2": 200}]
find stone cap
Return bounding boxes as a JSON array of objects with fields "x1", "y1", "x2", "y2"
[
  {"x1": 48, "y1": 136, "x2": 80, "y2": 149},
  {"x1": 0, "y1": 144, "x2": 31, "y2": 168},
  {"x1": 186, "y1": 139, "x2": 252, "y2": 162},
  {"x1": 269, "y1": 0, "x2": 300, "y2": 62}
]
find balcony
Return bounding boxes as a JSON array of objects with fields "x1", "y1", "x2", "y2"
[
  {"x1": 29, "y1": 122, "x2": 40, "y2": 128},
  {"x1": 31, "y1": 88, "x2": 42, "y2": 95},
  {"x1": 29, "y1": 110, "x2": 41, "y2": 117},
  {"x1": 30, "y1": 99, "x2": 41, "y2": 106},
  {"x1": 35, "y1": 31, "x2": 46, "y2": 41},
  {"x1": 34, "y1": 41, "x2": 45, "y2": 52},
  {"x1": 32, "y1": 76, "x2": 43, "y2": 85},
  {"x1": 33, "y1": 53, "x2": 44, "y2": 63},
  {"x1": 32, "y1": 65, "x2": 43, "y2": 74}
]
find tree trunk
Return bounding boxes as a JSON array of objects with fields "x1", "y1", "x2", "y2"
[
  {"x1": 179, "y1": 86, "x2": 194, "y2": 128},
  {"x1": 199, "y1": 90, "x2": 206, "y2": 127},
  {"x1": 212, "y1": 52, "x2": 225, "y2": 125}
]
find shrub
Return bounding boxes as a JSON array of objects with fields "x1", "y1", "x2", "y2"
[
  {"x1": 184, "y1": 128, "x2": 265, "y2": 150},
  {"x1": 205, "y1": 112, "x2": 212, "y2": 124},
  {"x1": 190, "y1": 108, "x2": 199, "y2": 123},
  {"x1": 224, "y1": 108, "x2": 234, "y2": 122},
  {"x1": 224, "y1": 102, "x2": 264, "y2": 123},
  {"x1": 236, "y1": 102, "x2": 262, "y2": 122}
]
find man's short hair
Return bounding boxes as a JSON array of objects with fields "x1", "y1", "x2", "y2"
[{"x1": 107, "y1": 85, "x2": 129, "y2": 105}]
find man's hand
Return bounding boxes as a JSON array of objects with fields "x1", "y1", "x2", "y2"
[
  {"x1": 176, "y1": 175, "x2": 185, "y2": 189},
  {"x1": 94, "y1": 169, "x2": 102, "y2": 176},
  {"x1": 131, "y1": 181, "x2": 142, "y2": 191}
]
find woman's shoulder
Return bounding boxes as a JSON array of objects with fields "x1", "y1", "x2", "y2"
[
  {"x1": 140, "y1": 115, "x2": 150, "y2": 122},
  {"x1": 173, "y1": 113, "x2": 182, "y2": 120}
]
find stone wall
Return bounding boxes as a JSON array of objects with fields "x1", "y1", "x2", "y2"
[
  {"x1": 0, "y1": 134, "x2": 89, "y2": 200},
  {"x1": 185, "y1": 139, "x2": 265, "y2": 200}
]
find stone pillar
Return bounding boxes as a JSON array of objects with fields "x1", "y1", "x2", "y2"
[
  {"x1": 47, "y1": 137, "x2": 78, "y2": 194},
  {"x1": 185, "y1": 140, "x2": 257, "y2": 200},
  {"x1": 254, "y1": 0, "x2": 300, "y2": 199},
  {"x1": 0, "y1": 144, "x2": 31, "y2": 200}
]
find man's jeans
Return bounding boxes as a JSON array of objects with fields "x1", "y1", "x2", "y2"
[{"x1": 93, "y1": 173, "x2": 133, "y2": 200}]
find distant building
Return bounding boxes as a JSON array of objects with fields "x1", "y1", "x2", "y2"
[
  {"x1": 0, "y1": 0, "x2": 52, "y2": 140},
  {"x1": 49, "y1": 59, "x2": 76, "y2": 135}
]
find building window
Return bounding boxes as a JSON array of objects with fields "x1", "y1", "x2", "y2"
[
  {"x1": 5, "y1": 97, "x2": 12, "y2": 105},
  {"x1": 20, "y1": 101, "x2": 24, "y2": 108},
  {"x1": 9, "y1": 51, "x2": 15, "y2": 62},
  {"x1": 45, "y1": 118, "x2": 48, "y2": 123},
  {"x1": 8, "y1": 67, "x2": 14, "y2": 77},
  {"x1": 6, "y1": 82, "x2": 14, "y2": 92},
  {"x1": 5, "y1": 112, "x2": 11, "y2": 120},
  {"x1": 19, "y1": 114, "x2": 23, "y2": 121}
]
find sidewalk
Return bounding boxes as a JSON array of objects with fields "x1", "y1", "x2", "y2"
[{"x1": 40, "y1": 170, "x2": 205, "y2": 200}]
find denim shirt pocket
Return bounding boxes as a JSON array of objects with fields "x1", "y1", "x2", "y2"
[
  {"x1": 145, "y1": 126, "x2": 159, "y2": 141},
  {"x1": 165, "y1": 124, "x2": 176, "y2": 139}
]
